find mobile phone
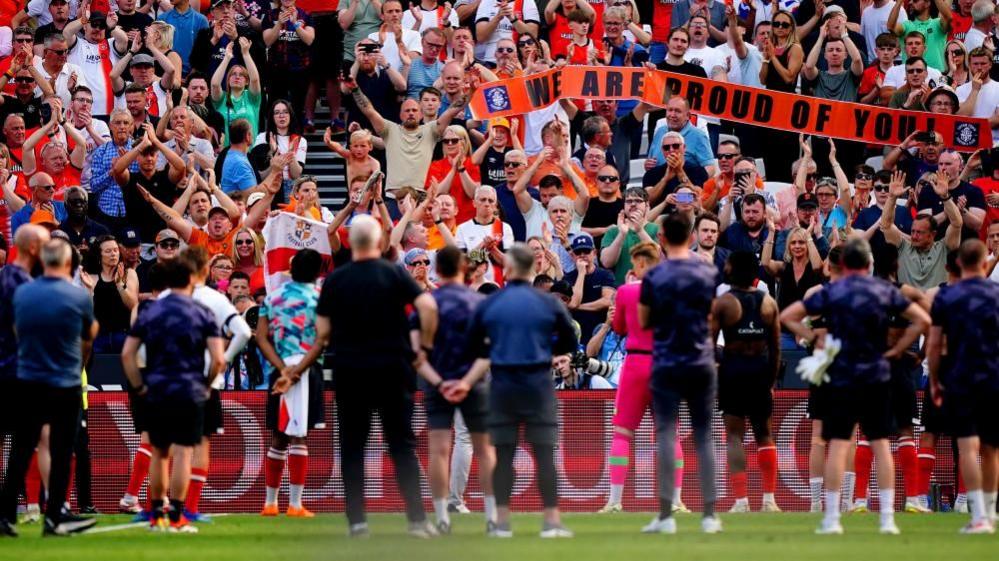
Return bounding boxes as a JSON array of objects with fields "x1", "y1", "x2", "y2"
[{"x1": 676, "y1": 192, "x2": 695, "y2": 204}]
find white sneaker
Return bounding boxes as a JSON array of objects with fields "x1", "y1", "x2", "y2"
[
  {"x1": 671, "y1": 500, "x2": 691, "y2": 514},
  {"x1": 959, "y1": 520, "x2": 995, "y2": 535},
  {"x1": 597, "y1": 502, "x2": 623, "y2": 514},
  {"x1": 905, "y1": 499, "x2": 932, "y2": 513},
  {"x1": 539, "y1": 524, "x2": 573, "y2": 538},
  {"x1": 448, "y1": 503, "x2": 472, "y2": 514},
  {"x1": 22, "y1": 504, "x2": 40, "y2": 524},
  {"x1": 849, "y1": 500, "x2": 869, "y2": 513},
  {"x1": 701, "y1": 516, "x2": 723, "y2": 534},
  {"x1": 810, "y1": 501, "x2": 823, "y2": 513},
  {"x1": 955, "y1": 494, "x2": 968, "y2": 513},
  {"x1": 407, "y1": 520, "x2": 440, "y2": 539},
  {"x1": 879, "y1": 521, "x2": 901, "y2": 535},
  {"x1": 815, "y1": 520, "x2": 844, "y2": 535},
  {"x1": 728, "y1": 498, "x2": 750, "y2": 513},
  {"x1": 119, "y1": 497, "x2": 141, "y2": 514},
  {"x1": 641, "y1": 516, "x2": 676, "y2": 534},
  {"x1": 761, "y1": 499, "x2": 782, "y2": 513}
]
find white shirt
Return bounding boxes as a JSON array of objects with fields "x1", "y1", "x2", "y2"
[
  {"x1": 367, "y1": 29, "x2": 422, "y2": 74},
  {"x1": 717, "y1": 42, "x2": 764, "y2": 88},
  {"x1": 964, "y1": 27, "x2": 987, "y2": 51},
  {"x1": 33, "y1": 58, "x2": 88, "y2": 106},
  {"x1": 253, "y1": 132, "x2": 308, "y2": 180},
  {"x1": 861, "y1": 2, "x2": 906, "y2": 64},
  {"x1": 454, "y1": 217, "x2": 515, "y2": 284},
  {"x1": 26, "y1": 0, "x2": 79, "y2": 25},
  {"x1": 956, "y1": 79, "x2": 999, "y2": 144},
  {"x1": 113, "y1": 80, "x2": 170, "y2": 118},
  {"x1": 402, "y1": 5, "x2": 460, "y2": 33},
  {"x1": 521, "y1": 198, "x2": 584, "y2": 240},
  {"x1": 883, "y1": 63, "x2": 942, "y2": 89},
  {"x1": 158, "y1": 136, "x2": 215, "y2": 173},
  {"x1": 990, "y1": 258, "x2": 999, "y2": 282},
  {"x1": 685, "y1": 45, "x2": 728, "y2": 79},
  {"x1": 523, "y1": 102, "x2": 568, "y2": 156},
  {"x1": 474, "y1": 0, "x2": 541, "y2": 62},
  {"x1": 66, "y1": 37, "x2": 123, "y2": 116}
]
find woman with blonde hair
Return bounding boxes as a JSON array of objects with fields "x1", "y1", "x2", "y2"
[
  {"x1": 943, "y1": 39, "x2": 969, "y2": 87},
  {"x1": 761, "y1": 222, "x2": 825, "y2": 349},
  {"x1": 231, "y1": 226, "x2": 264, "y2": 276},
  {"x1": 528, "y1": 234, "x2": 563, "y2": 280},
  {"x1": 146, "y1": 21, "x2": 183, "y2": 90},
  {"x1": 759, "y1": 10, "x2": 803, "y2": 182},
  {"x1": 425, "y1": 124, "x2": 480, "y2": 223}
]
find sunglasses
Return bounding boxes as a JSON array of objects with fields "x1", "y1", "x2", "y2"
[
  {"x1": 718, "y1": 153, "x2": 740, "y2": 160},
  {"x1": 816, "y1": 191, "x2": 836, "y2": 197},
  {"x1": 442, "y1": 138, "x2": 461, "y2": 145},
  {"x1": 46, "y1": 48, "x2": 68, "y2": 56},
  {"x1": 37, "y1": 184, "x2": 56, "y2": 190},
  {"x1": 425, "y1": 42, "x2": 446, "y2": 50},
  {"x1": 504, "y1": 161, "x2": 524, "y2": 168},
  {"x1": 949, "y1": 49, "x2": 964, "y2": 56},
  {"x1": 806, "y1": 173, "x2": 817, "y2": 181},
  {"x1": 917, "y1": 180, "x2": 934, "y2": 190},
  {"x1": 518, "y1": 38, "x2": 536, "y2": 46},
  {"x1": 13, "y1": 37, "x2": 32, "y2": 43},
  {"x1": 235, "y1": 239, "x2": 254, "y2": 246},
  {"x1": 662, "y1": 143, "x2": 682, "y2": 151},
  {"x1": 14, "y1": 77, "x2": 33, "y2": 84},
  {"x1": 597, "y1": 175, "x2": 620, "y2": 182},
  {"x1": 496, "y1": 47, "x2": 515, "y2": 53},
  {"x1": 157, "y1": 240, "x2": 180, "y2": 249},
  {"x1": 855, "y1": 172, "x2": 873, "y2": 181},
  {"x1": 873, "y1": 184, "x2": 890, "y2": 192},
  {"x1": 90, "y1": 22, "x2": 107, "y2": 30},
  {"x1": 213, "y1": 264, "x2": 234, "y2": 271},
  {"x1": 772, "y1": 20, "x2": 793, "y2": 29},
  {"x1": 572, "y1": 248, "x2": 592, "y2": 255},
  {"x1": 906, "y1": 67, "x2": 926, "y2": 74},
  {"x1": 409, "y1": 259, "x2": 430, "y2": 266}
]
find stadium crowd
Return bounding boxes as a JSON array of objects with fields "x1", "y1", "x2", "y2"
[{"x1": 0, "y1": 0, "x2": 997, "y2": 539}]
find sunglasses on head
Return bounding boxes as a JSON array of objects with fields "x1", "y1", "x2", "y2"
[
  {"x1": 855, "y1": 172, "x2": 873, "y2": 181},
  {"x1": 772, "y1": 20, "x2": 792, "y2": 29},
  {"x1": 597, "y1": 175, "x2": 619, "y2": 182},
  {"x1": 873, "y1": 184, "x2": 890, "y2": 192}
]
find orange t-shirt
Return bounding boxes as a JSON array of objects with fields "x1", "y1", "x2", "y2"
[
  {"x1": 426, "y1": 221, "x2": 456, "y2": 250},
  {"x1": 425, "y1": 158, "x2": 481, "y2": 225},
  {"x1": 189, "y1": 226, "x2": 241, "y2": 257},
  {"x1": 527, "y1": 156, "x2": 586, "y2": 200},
  {"x1": 701, "y1": 175, "x2": 765, "y2": 208}
]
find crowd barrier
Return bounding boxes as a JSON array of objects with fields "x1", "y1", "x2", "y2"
[{"x1": 27, "y1": 390, "x2": 955, "y2": 513}]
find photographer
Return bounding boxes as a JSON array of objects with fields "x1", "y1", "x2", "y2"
[{"x1": 552, "y1": 352, "x2": 614, "y2": 390}]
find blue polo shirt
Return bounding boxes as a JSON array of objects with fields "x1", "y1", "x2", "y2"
[
  {"x1": 131, "y1": 293, "x2": 219, "y2": 404},
  {"x1": 14, "y1": 276, "x2": 93, "y2": 388},
  {"x1": 427, "y1": 283, "x2": 484, "y2": 383},
  {"x1": 802, "y1": 274, "x2": 911, "y2": 387},
  {"x1": 158, "y1": 6, "x2": 209, "y2": 73}
]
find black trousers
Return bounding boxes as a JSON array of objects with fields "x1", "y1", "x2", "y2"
[
  {"x1": 334, "y1": 371, "x2": 426, "y2": 526},
  {"x1": 0, "y1": 381, "x2": 81, "y2": 524},
  {"x1": 73, "y1": 411, "x2": 93, "y2": 509}
]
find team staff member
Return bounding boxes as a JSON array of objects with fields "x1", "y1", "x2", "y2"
[
  {"x1": 317, "y1": 215, "x2": 438, "y2": 538},
  {"x1": 0, "y1": 238, "x2": 97, "y2": 537},
  {"x1": 412, "y1": 246, "x2": 497, "y2": 535},
  {"x1": 711, "y1": 251, "x2": 781, "y2": 514},
  {"x1": 781, "y1": 238, "x2": 930, "y2": 536},
  {"x1": 121, "y1": 257, "x2": 225, "y2": 533},
  {"x1": 638, "y1": 212, "x2": 722, "y2": 535},
  {"x1": 927, "y1": 239, "x2": 999, "y2": 534},
  {"x1": 448, "y1": 243, "x2": 577, "y2": 539}
]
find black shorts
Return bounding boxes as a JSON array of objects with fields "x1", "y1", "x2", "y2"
[
  {"x1": 718, "y1": 356, "x2": 774, "y2": 427},
  {"x1": 203, "y1": 389, "x2": 224, "y2": 437},
  {"x1": 425, "y1": 382, "x2": 488, "y2": 433},
  {"x1": 822, "y1": 381, "x2": 893, "y2": 442},
  {"x1": 942, "y1": 389, "x2": 999, "y2": 446},
  {"x1": 920, "y1": 388, "x2": 947, "y2": 435},
  {"x1": 806, "y1": 384, "x2": 831, "y2": 421},
  {"x1": 128, "y1": 387, "x2": 150, "y2": 434},
  {"x1": 264, "y1": 365, "x2": 326, "y2": 434},
  {"x1": 147, "y1": 399, "x2": 204, "y2": 450},
  {"x1": 308, "y1": 13, "x2": 343, "y2": 79},
  {"x1": 0, "y1": 378, "x2": 21, "y2": 432},
  {"x1": 488, "y1": 367, "x2": 558, "y2": 446},
  {"x1": 889, "y1": 359, "x2": 920, "y2": 431}
]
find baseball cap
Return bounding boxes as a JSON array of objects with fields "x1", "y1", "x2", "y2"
[
  {"x1": 88, "y1": 11, "x2": 107, "y2": 26},
  {"x1": 403, "y1": 248, "x2": 429, "y2": 266},
  {"x1": 570, "y1": 233, "x2": 595, "y2": 253},
  {"x1": 490, "y1": 117, "x2": 511, "y2": 130},
  {"x1": 208, "y1": 206, "x2": 229, "y2": 219},
  {"x1": 29, "y1": 208, "x2": 58, "y2": 228},
  {"x1": 246, "y1": 192, "x2": 267, "y2": 207},
  {"x1": 119, "y1": 227, "x2": 141, "y2": 247},
  {"x1": 130, "y1": 53, "x2": 155, "y2": 67},
  {"x1": 797, "y1": 193, "x2": 819, "y2": 209},
  {"x1": 211, "y1": 0, "x2": 233, "y2": 7},
  {"x1": 822, "y1": 4, "x2": 846, "y2": 20},
  {"x1": 155, "y1": 229, "x2": 180, "y2": 243}
]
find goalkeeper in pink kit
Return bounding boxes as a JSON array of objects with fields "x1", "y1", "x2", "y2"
[{"x1": 599, "y1": 242, "x2": 687, "y2": 514}]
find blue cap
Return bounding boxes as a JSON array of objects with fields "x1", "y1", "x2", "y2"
[
  {"x1": 119, "y1": 227, "x2": 141, "y2": 247},
  {"x1": 404, "y1": 248, "x2": 429, "y2": 266},
  {"x1": 570, "y1": 233, "x2": 595, "y2": 252}
]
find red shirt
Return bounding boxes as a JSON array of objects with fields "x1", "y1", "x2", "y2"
[
  {"x1": 549, "y1": 14, "x2": 574, "y2": 60},
  {"x1": 950, "y1": 12, "x2": 972, "y2": 41},
  {"x1": 29, "y1": 165, "x2": 82, "y2": 201},
  {"x1": 424, "y1": 158, "x2": 481, "y2": 224},
  {"x1": 972, "y1": 176, "x2": 999, "y2": 239},
  {"x1": 652, "y1": 0, "x2": 674, "y2": 43},
  {"x1": 858, "y1": 64, "x2": 888, "y2": 102}
]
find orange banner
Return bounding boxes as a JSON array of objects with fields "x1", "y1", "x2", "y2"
[{"x1": 469, "y1": 66, "x2": 991, "y2": 152}]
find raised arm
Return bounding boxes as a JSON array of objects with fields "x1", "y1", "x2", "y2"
[
  {"x1": 934, "y1": 0, "x2": 952, "y2": 31},
  {"x1": 515, "y1": 150, "x2": 548, "y2": 214},
  {"x1": 137, "y1": 184, "x2": 194, "y2": 241},
  {"x1": 801, "y1": 25, "x2": 826, "y2": 81},
  {"x1": 887, "y1": 0, "x2": 905, "y2": 35},
  {"x1": 238, "y1": 37, "x2": 261, "y2": 96},
  {"x1": 880, "y1": 170, "x2": 907, "y2": 246},
  {"x1": 210, "y1": 41, "x2": 234, "y2": 103},
  {"x1": 343, "y1": 76, "x2": 387, "y2": 135}
]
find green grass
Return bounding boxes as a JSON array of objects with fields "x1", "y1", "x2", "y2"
[{"x1": 0, "y1": 512, "x2": 993, "y2": 561}]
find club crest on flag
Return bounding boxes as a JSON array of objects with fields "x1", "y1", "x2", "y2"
[
  {"x1": 483, "y1": 85, "x2": 512, "y2": 113},
  {"x1": 953, "y1": 122, "x2": 979, "y2": 147}
]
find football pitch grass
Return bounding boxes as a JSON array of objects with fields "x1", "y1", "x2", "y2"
[{"x1": 0, "y1": 512, "x2": 995, "y2": 561}]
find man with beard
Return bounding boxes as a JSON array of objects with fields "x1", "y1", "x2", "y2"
[
  {"x1": 184, "y1": 72, "x2": 226, "y2": 146},
  {"x1": 719, "y1": 193, "x2": 774, "y2": 260},
  {"x1": 691, "y1": 212, "x2": 730, "y2": 284},
  {"x1": 884, "y1": 129, "x2": 945, "y2": 188},
  {"x1": 917, "y1": 149, "x2": 987, "y2": 241}
]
